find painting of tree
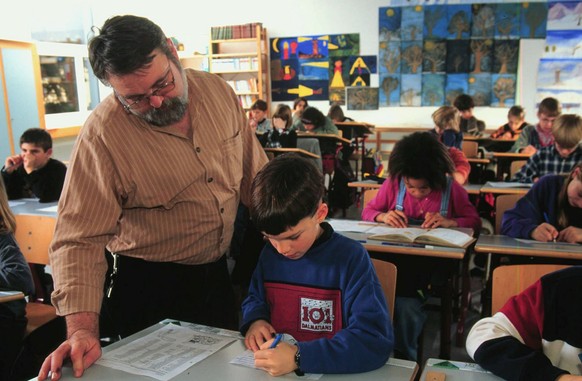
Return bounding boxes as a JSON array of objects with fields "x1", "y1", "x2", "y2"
[
  {"x1": 401, "y1": 41, "x2": 423, "y2": 74},
  {"x1": 468, "y1": 73, "x2": 492, "y2": 106},
  {"x1": 421, "y1": 74, "x2": 445, "y2": 106},
  {"x1": 447, "y1": 5, "x2": 471, "y2": 40},
  {"x1": 495, "y1": 3, "x2": 520, "y2": 39},
  {"x1": 424, "y1": 5, "x2": 447, "y2": 39},
  {"x1": 492, "y1": 74, "x2": 516, "y2": 107},
  {"x1": 472, "y1": 4, "x2": 495, "y2": 38},
  {"x1": 380, "y1": 74, "x2": 400, "y2": 106},
  {"x1": 470, "y1": 39, "x2": 493, "y2": 74},
  {"x1": 379, "y1": 7, "x2": 402, "y2": 42},
  {"x1": 521, "y1": 2, "x2": 547, "y2": 39},
  {"x1": 493, "y1": 40, "x2": 519, "y2": 74},
  {"x1": 400, "y1": 74, "x2": 422, "y2": 106},
  {"x1": 445, "y1": 74, "x2": 469, "y2": 105},
  {"x1": 347, "y1": 87, "x2": 379, "y2": 110},
  {"x1": 423, "y1": 40, "x2": 446, "y2": 73},
  {"x1": 446, "y1": 40, "x2": 470, "y2": 74},
  {"x1": 401, "y1": 5, "x2": 424, "y2": 41},
  {"x1": 379, "y1": 42, "x2": 400, "y2": 74}
]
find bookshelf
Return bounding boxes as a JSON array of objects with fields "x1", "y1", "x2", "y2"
[{"x1": 208, "y1": 23, "x2": 270, "y2": 111}]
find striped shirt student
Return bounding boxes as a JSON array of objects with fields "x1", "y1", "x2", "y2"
[{"x1": 512, "y1": 114, "x2": 582, "y2": 184}]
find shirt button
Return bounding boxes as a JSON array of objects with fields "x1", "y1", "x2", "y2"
[
  {"x1": 208, "y1": 177, "x2": 213, "y2": 183},
  {"x1": 220, "y1": 208, "x2": 224, "y2": 213},
  {"x1": 196, "y1": 147, "x2": 201, "y2": 153}
]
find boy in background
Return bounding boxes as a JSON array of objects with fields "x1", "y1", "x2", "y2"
[
  {"x1": 291, "y1": 97, "x2": 308, "y2": 131},
  {"x1": 490, "y1": 105, "x2": 530, "y2": 140},
  {"x1": 454, "y1": 93, "x2": 485, "y2": 137},
  {"x1": 512, "y1": 114, "x2": 582, "y2": 183},
  {"x1": 511, "y1": 97, "x2": 561, "y2": 155},
  {"x1": 241, "y1": 153, "x2": 393, "y2": 376},
  {"x1": 249, "y1": 99, "x2": 271, "y2": 134},
  {"x1": 1, "y1": 128, "x2": 66, "y2": 203}
]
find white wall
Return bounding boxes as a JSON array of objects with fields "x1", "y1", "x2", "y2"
[{"x1": 1, "y1": 0, "x2": 545, "y2": 134}]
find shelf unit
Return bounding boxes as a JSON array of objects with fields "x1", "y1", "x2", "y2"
[{"x1": 208, "y1": 24, "x2": 270, "y2": 111}]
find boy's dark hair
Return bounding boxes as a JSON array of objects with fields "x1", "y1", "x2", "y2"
[
  {"x1": 327, "y1": 104, "x2": 345, "y2": 121},
  {"x1": 251, "y1": 99, "x2": 268, "y2": 112},
  {"x1": 301, "y1": 106, "x2": 325, "y2": 127},
  {"x1": 89, "y1": 15, "x2": 174, "y2": 85},
  {"x1": 388, "y1": 132, "x2": 454, "y2": 191},
  {"x1": 250, "y1": 153, "x2": 325, "y2": 235},
  {"x1": 508, "y1": 105, "x2": 525, "y2": 119},
  {"x1": 20, "y1": 128, "x2": 52, "y2": 151},
  {"x1": 453, "y1": 93, "x2": 474, "y2": 111},
  {"x1": 293, "y1": 97, "x2": 308, "y2": 110},
  {"x1": 537, "y1": 97, "x2": 561, "y2": 117}
]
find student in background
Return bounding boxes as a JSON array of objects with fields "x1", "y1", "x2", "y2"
[
  {"x1": 300, "y1": 106, "x2": 341, "y2": 165},
  {"x1": 511, "y1": 97, "x2": 561, "y2": 155},
  {"x1": 0, "y1": 177, "x2": 35, "y2": 380},
  {"x1": 241, "y1": 153, "x2": 393, "y2": 376},
  {"x1": 261, "y1": 104, "x2": 297, "y2": 149},
  {"x1": 327, "y1": 103, "x2": 353, "y2": 123},
  {"x1": 466, "y1": 266, "x2": 582, "y2": 380},
  {"x1": 291, "y1": 97, "x2": 308, "y2": 131},
  {"x1": 362, "y1": 132, "x2": 480, "y2": 361},
  {"x1": 249, "y1": 99, "x2": 271, "y2": 134},
  {"x1": 1, "y1": 128, "x2": 67, "y2": 203},
  {"x1": 502, "y1": 163, "x2": 582, "y2": 244},
  {"x1": 454, "y1": 94, "x2": 485, "y2": 137},
  {"x1": 431, "y1": 105, "x2": 463, "y2": 149},
  {"x1": 490, "y1": 105, "x2": 530, "y2": 140},
  {"x1": 512, "y1": 114, "x2": 582, "y2": 183}
]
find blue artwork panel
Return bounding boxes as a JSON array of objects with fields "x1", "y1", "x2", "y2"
[
  {"x1": 379, "y1": 41, "x2": 401, "y2": 74},
  {"x1": 329, "y1": 56, "x2": 350, "y2": 88},
  {"x1": 270, "y1": 37, "x2": 299, "y2": 60},
  {"x1": 545, "y1": 30, "x2": 582, "y2": 58},
  {"x1": 469, "y1": 73, "x2": 492, "y2": 106},
  {"x1": 491, "y1": 74, "x2": 517, "y2": 107},
  {"x1": 379, "y1": 74, "x2": 400, "y2": 106},
  {"x1": 470, "y1": 38, "x2": 494, "y2": 74},
  {"x1": 493, "y1": 40, "x2": 519, "y2": 74},
  {"x1": 495, "y1": 3, "x2": 521, "y2": 39},
  {"x1": 297, "y1": 35, "x2": 329, "y2": 59},
  {"x1": 446, "y1": 40, "x2": 470, "y2": 74},
  {"x1": 347, "y1": 87, "x2": 379, "y2": 110},
  {"x1": 349, "y1": 55, "x2": 377, "y2": 74},
  {"x1": 328, "y1": 34, "x2": 360, "y2": 57},
  {"x1": 472, "y1": 4, "x2": 496, "y2": 38},
  {"x1": 401, "y1": 41, "x2": 423, "y2": 74},
  {"x1": 401, "y1": 6, "x2": 424, "y2": 41},
  {"x1": 422, "y1": 40, "x2": 446, "y2": 74},
  {"x1": 400, "y1": 74, "x2": 422, "y2": 106},
  {"x1": 424, "y1": 5, "x2": 448, "y2": 40},
  {"x1": 298, "y1": 58, "x2": 329, "y2": 81},
  {"x1": 445, "y1": 73, "x2": 469, "y2": 105},
  {"x1": 521, "y1": 2, "x2": 548, "y2": 38},
  {"x1": 379, "y1": 7, "x2": 402, "y2": 41},
  {"x1": 547, "y1": 1, "x2": 582, "y2": 31},
  {"x1": 270, "y1": 58, "x2": 300, "y2": 83},
  {"x1": 421, "y1": 73, "x2": 445, "y2": 106},
  {"x1": 447, "y1": 4, "x2": 472, "y2": 40},
  {"x1": 537, "y1": 58, "x2": 582, "y2": 91}
]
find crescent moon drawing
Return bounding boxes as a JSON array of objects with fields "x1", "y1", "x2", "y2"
[{"x1": 272, "y1": 38, "x2": 280, "y2": 53}]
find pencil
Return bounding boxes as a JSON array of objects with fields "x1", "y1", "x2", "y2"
[
  {"x1": 543, "y1": 212, "x2": 557, "y2": 242},
  {"x1": 269, "y1": 333, "x2": 283, "y2": 349}
]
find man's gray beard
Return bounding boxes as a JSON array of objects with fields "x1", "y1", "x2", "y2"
[{"x1": 136, "y1": 70, "x2": 189, "y2": 127}]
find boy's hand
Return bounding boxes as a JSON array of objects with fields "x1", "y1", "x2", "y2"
[
  {"x1": 520, "y1": 145, "x2": 536, "y2": 156},
  {"x1": 377, "y1": 210, "x2": 408, "y2": 228},
  {"x1": 244, "y1": 320, "x2": 275, "y2": 352},
  {"x1": 531, "y1": 223, "x2": 558, "y2": 242},
  {"x1": 422, "y1": 212, "x2": 457, "y2": 229},
  {"x1": 4, "y1": 155, "x2": 23, "y2": 173},
  {"x1": 254, "y1": 341, "x2": 298, "y2": 376},
  {"x1": 557, "y1": 226, "x2": 582, "y2": 244}
]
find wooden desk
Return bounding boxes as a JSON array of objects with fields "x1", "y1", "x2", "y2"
[
  {"x1": 420, "y1": 358, "x2": 503, "y2": 381},
  {"x1": 53, "y1": 321, "x2": 419, "y2": 381},
  {"x1": 0, "y1": 291, "x2": 25, "y2": 303},
  {"x1": 478, "y1": 186, "x2": 529, "y2": 195},
  {"x1": 467, "y1": 157, "x2": 490, "y2": 165},
  {"x1": 348, "y1": 180, "x2": 383, "y2": 189},
  {"x1": 492, "y1": 152, "x2": 531, "y2": 181},
  {"x1": 264, "y1": 147, "x2": 320, "y2": 159},
  {"x1": 339, "y1": 230, "x2": 472, "y2": 359},
  {"x1": 464, "y1": 183, "x2": 482, "y2": 195},
  {"x1": 297, "y1": 132, "x2": 351, "y2": 144},
  {"x1": 475, "y1": 235, "x2": 582, "y2": 260}
]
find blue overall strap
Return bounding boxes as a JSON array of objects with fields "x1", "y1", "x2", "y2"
[
  {"x1": 395, "y1": 177, "x2": 406, "y2": 211},
  {"x1": 439, "y1": 176, "x2": 453, "y2": 218}
]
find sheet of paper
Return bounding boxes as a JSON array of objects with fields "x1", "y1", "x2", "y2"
[
  {"x1": 484, "y1": 181, "x2": 532, "y2": 188},
  {"x1": 37, "y1": 205, "x2": 58, "y2": 212},
  {"x1": 327, "y1": 218, "x2": 377, "y2": 233},
  {"x1": 230, "y1": 350, "x2": 323, "y2": 380},
  {"x1": 8, "y1": 201, "x2": 25, "y2": 208},
  {"x1": 96, "y1": 324, "x2": 235, "y2": 381}
]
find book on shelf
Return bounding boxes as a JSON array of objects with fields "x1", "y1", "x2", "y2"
[
  {"x1": 367, "y1": 227, "x2": 475, "y2": 248},
  {"x1": 211, "y1": 22, "x2": 263, "y2": 40}
]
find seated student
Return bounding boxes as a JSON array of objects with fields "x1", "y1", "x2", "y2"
[
  {"x1": 490, "y1": 105, "x2": 530, "y2": 140},
  {"x1": 249, "y1": 99, "x2": 271, "y2": 134},
  {"x1": 291, "y1": 97, "x2": 308, "y2": 132},
  {"x1": 466, "y1": 266, "x2": 582, "y2": 380},
  {"x1": 511, "y1": 97, "x2": 561, "y2": 155},
  {"x1": 327, "y1": 103, "x2": 354, "y2": 123},
  {"x1": 362, "y1": 131, "x2": 481, "y2": 361},
  {"x1": 431, "y1": 105, "x2": 463, "y2": 149},
  {"x1": 260, "y1": 104, "x2": 297, "y2": 149},
  {"x1": 502, "y1": 163, "x2": 582, "y2": 244},
  {"x1": 0, "y1": 178, "x2": 35, "y2": 380},
  {"x1": 512, "y1": 114, "x2": 582, "y2": 183},
  {"x1": 1, "y1": 128, "x2": 67, "y2": 203},
  {"x1": 454, "y1": 94, "x2": 486, "y2": 137},
  {"x1": 240, "y1": 153, "x2": 393, "y2": 376}
]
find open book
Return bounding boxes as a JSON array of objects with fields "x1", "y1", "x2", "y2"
[
  {"x1": 367, "y1": 227, "x2": 475, "y2": 248},
  {"x1": 484, "y1": 181, "x2": 533, "y2": 189}
]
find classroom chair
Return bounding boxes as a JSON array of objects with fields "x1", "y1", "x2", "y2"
[
  {"x1": 461, "y1": 141, "x2": 480, "y2": 158},
  {"x1": 362, "y1": 188, "x2": 379, "y2": 209},
  {"x1": 491, "y1": 264, "x2": 570, "y2": 314},
  {"x1": 494, "y1": 194, "x2": 524, "y2": 235},
  {"x1": 370, "y1": 259, "x2": 397, "y2": 321},
  {"x1": 509, "y1": 159, "x2": 527, "y2": 180}
]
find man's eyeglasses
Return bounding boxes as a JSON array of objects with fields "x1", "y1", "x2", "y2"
[{"x1": 118, "y1": 62, "x2": 175, "y2": 112}]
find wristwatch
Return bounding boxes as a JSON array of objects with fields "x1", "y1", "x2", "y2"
[{"x1": 294, "y1": 345, "x2": 305, "y2": 376}]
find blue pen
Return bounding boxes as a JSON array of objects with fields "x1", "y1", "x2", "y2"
[
  {"x1": 543, "y1": 212, "x2": 557, "y2": 242},
  {"x1": 270, "y1": 333, "x2": 283, "y2": 349}
]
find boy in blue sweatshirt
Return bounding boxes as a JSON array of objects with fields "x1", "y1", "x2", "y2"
[{"x1": 240, "y1": 153, "x2": 393, "y2": 376}]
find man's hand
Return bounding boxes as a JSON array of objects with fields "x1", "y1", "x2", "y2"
[
  {"x1": 38, "y1": 312, "x2": 102, "y2": 380},
  {"x1": 3, "y1": 155, "x2": 22, "y2": 173}
]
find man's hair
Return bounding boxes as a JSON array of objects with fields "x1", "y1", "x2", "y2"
[
  {"x1": 300, "y1": 106, "x2": 325, "y2": 127},
  {"x1": 538, "y1": 97, "x2": 561, "y2": 117},
  {"x1": 88, "y1": 15, "x2": 174, "y2": 85},
  {"x1": 250, "y1": 153, "x2": 325, "y2": 235},
  {"x1": 20, "y1": 128, "x2": 52, "y2": 151},
  {"x1": 293, "y1": 97, "x2": 308, "y2": 110},
  {"x1": 453, "y1": 93, "x2": 474, "y2": 111},
  {"x1": 552, "y1": 114, "x2": 582, "y2": 148},
  {"x1": 508, "y1": 105, "x2": 525, "y2": 119},
  {"x1": 388, "y1": 132, "x2": 454, "y2": 191},
  {"x1": 432, "y1": 106, "x2": 460, "y2": 132},
  {"x1": 251, "y1": 99, "x2": 268, "y2": 112}
]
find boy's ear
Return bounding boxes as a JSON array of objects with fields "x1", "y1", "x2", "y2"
[{"x1": 315, "y1": 202, "x2": 328, "y2": 222}]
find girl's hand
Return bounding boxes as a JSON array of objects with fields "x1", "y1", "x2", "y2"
[
  {"x1": 422, "y1": 212, "x2": 457, "y2": 229},
  {"x1": 557, "y1": 226, "x2": 582, "y2": 244},
  {"x1": 531, "y1": 223, "x2": 559, "y2": 242},
  {"x1": 244, "y1": 320, "x2": 276, "y2": 352},
  {"x1": 254, "y1": 341, "x2": 298, "y2": 376},
  {"x1": 377, "y1": 210, "x2": 408, "y2": 228}
]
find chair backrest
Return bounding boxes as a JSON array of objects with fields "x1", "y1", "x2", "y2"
[
  {"x1": 371, "y1": 258, "x2": 397, "y2": 320},
  {"x1": 362, "y1": 189, "x2": 379, "y2": 209},
  {"x1": 509, "y1": 160, "x2": 527, "y2": 178},
  {"x1": 491, "y1": 264, "x2": 570, "y2": 314},
  {"x1": 495, "y1": 194, "x2": 524, "y2": 234},
  {"x1": 461, "y1": 141, "x2": 479, "y2": 158},
  {"x1": 14, "y1": 215, "x2": 56, "y2": 265}
]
